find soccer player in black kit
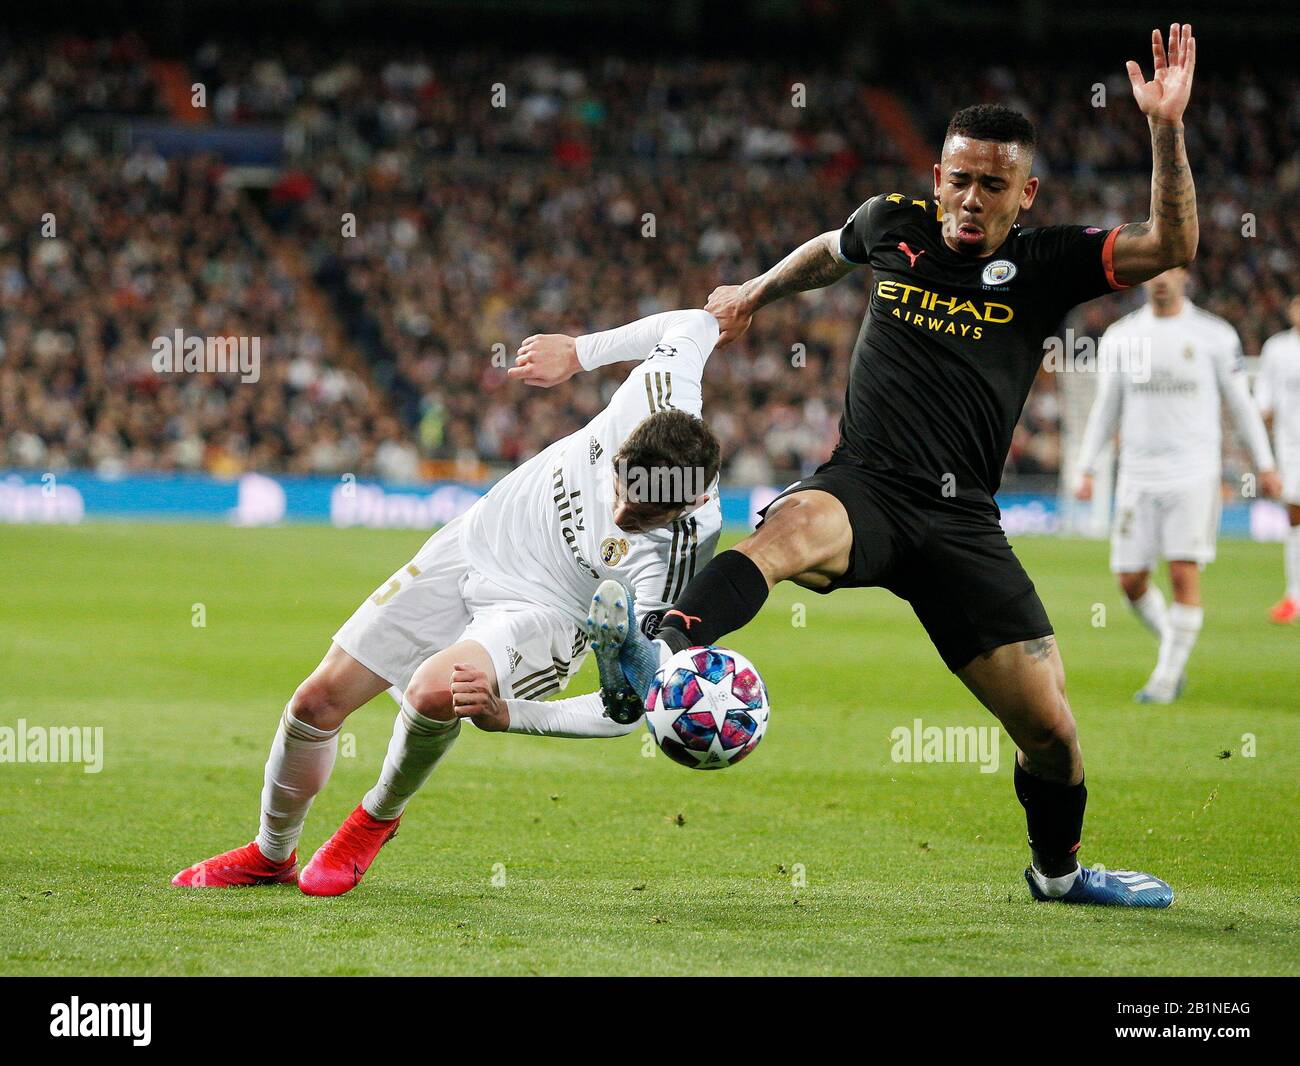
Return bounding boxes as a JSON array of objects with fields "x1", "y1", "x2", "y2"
[{"x1": 584, "y1": 25, "x2": 1199, "y2": 906}]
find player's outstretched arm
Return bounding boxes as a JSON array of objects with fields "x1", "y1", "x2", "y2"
[
  {"x1": 706, "y1": 230, "x2": 854, "y2": 347},
  {"x1": 510, "y1": 310, "x2": 718, "y2": 387},
  {"x1": 450, "y1": 662, "x2": 637, "y2": 738},
  {"x1": 509, "y1": 333, "x2": 581, "y2": 388},
  {"x1": 1112, "y1": 23, "x2": 1199, "y2": 285}
]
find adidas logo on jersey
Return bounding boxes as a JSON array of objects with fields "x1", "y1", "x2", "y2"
[
  {"x1": 588, "y1": 437, "x2": 604, "y2": 465},
  {"x1": 506, "y1": 646, "x2": 523, "y2": 673}
]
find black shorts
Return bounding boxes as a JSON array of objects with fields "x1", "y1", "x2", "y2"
[{"x1": 759, "y1": 453, "x2": 1053, "y2": 673}]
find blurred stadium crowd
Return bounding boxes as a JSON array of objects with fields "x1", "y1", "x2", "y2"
[{"x1": 2, "y1": 33, "x2": 1296, "y2": 484}]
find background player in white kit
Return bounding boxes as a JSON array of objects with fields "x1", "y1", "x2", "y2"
[
  {"x1": 173, "y1": 308, "x2": 723, "y2": 894},
  {"x1": 1075, "y1": 267, "x2": 1279, "y2": 703},
  {"x1": 1255, "y1": 294, "x2": 1300, "y2": 624}
]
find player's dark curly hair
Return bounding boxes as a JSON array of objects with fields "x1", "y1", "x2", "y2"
[
  {"x1": 614, "y1": 410, "x2": 720, "y2": 506},
  {"x1": 946, "y1": 104, "x2": 1037, "y2": 150}
]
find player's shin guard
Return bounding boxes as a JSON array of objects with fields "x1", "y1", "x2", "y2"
[
  {"x1": 1014, "y1": 760, "x2": 1086, "y2": 877},
  {"x1": 256, "y1": 705, "x2": 340, "y2": 863},
  {"x1": 362, "y1": 697, "x2": 460, "y2": 821},
  {"x1": 656, "y1": 550, "x2": 770, "y2": 654}
]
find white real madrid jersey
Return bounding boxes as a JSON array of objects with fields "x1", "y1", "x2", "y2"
[
  {"x1": 462, "y1": 309, "x2": 724, "y2": 625},
  {"x1": 1077, "y1": 302, "x2": 1274, "y2": 490}
]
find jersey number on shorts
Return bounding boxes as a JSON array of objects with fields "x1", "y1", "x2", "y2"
[{"x1": 371, "y1": 563, "x2": 422, "y2": 606}]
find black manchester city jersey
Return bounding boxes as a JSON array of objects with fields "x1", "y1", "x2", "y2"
[{"x1": 836, "y1": 193, "x2": 1126, "y2": 506}]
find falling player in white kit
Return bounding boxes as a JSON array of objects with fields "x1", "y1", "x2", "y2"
[
  {"x1": 1256, "y1": 294, "x2": 1300, "y2": 624},
  {"x1": 1075, "y1": 268, "x2": 1280, "y2": 703},
  {"x1": 172, "y1": 308, "x2": 724, "y2": 894}
]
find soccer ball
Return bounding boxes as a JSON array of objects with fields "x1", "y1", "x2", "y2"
[{"x1": 644, "y1": 646, "x2": 770, "y2": 770}]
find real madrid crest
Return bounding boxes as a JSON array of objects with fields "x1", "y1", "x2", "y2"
[
  {"x1": 982, "y1": 259, "x2": 1017, "y2": 286},
  {"x1": 600, "y1": 537, "x2": 630, "y2": 566}
]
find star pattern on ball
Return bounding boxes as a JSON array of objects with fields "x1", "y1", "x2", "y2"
[{"x1": 692, "y1": 670, "x2": 752, "y2": 731}]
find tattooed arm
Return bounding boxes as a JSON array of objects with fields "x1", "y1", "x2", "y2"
[
  {"x1": 705, "y1": 230, "x2": 855, "y2": 347},
  {"x1": 1111, "y1": 23, "x2": 1200, "y2": 285}
]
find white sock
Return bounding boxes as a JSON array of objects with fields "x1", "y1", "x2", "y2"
[
  {"x1": 1286, "y1": 525, "x2": 1300, "y2": 602},
  {"x1": 1153, "y1": 602, "x2": 1203, "y2": 689},
  {"x1": 1128, "y1": 585, "x2": 1169, "y2": 639},
  {"x1": 1029, "y1": 863, "x2": 1081, "y2": 897},
  {"x1": 362, "y1": 697, "x2": 460, "y2": 822},
  {"x1": 256, "y1": 705, "x2": 339, "y2": 863}
]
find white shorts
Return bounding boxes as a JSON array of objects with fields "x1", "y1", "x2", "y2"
[
  {"x1": 1110, "y1": 476, "x2": 1222, "y2": 572},
  {"x1": 333, "y1": 513, "x2": 588, "y2": 701}
]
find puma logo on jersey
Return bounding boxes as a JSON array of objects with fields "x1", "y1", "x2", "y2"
[
  {"x1": 588, "y1": 437, "x2": 604, "y2": 465},
  {"x1": 898, "y1": 241, "x2": 925, "y2": 268}
]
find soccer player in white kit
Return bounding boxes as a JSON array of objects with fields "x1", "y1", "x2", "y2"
[
  {"x1": 172, "y1": 308, "x2": 724, "y2": 894},
  {"x1": 1256, "y1": 294, "x2": 1300, "y2": 624},
  {"x1": 1075, "y1": 268, "x2": 1280, "y2": 703}
]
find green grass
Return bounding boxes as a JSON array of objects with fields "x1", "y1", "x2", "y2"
[{"x1": 1, "y1": 523, "x2": 1296, "y2": 975}]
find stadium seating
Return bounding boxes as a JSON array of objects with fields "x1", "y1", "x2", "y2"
[{"x1": 2, "y1": 34, "x2": 1294, "y2": 485}]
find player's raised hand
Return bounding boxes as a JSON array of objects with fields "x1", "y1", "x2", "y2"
[
  {"x1": 705, "y1": 284, "x2": 755, "y2": 347},
  {"x1": 450, "y1": 663, "x2": 509, "y2": 731},
  {"x1": 1127, "y1": 23, "x2": 1196, "y2": 125},
  {"x1": 509, "y1": 334, "x2": 581, "y2": 388}
]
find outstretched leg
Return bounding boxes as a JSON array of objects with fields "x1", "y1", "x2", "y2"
[
  {"x1": 589, "y1": 490, "x2": 853, "y2": 705},
  {"x1": 662, "y1": 489, "x2": 854, "y2": 645}
]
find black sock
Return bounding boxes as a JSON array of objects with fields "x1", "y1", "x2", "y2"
[
  {"x1": 1014, "y1": 761, "x2": 1086, "y2": 873},
  {"x1": 656, "y1": 550, "x2": 770, "y2": 653}
]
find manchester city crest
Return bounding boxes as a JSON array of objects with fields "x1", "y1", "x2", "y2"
[{"x1": 982, "y1": 259, "x2": 1017, "y2": 286}]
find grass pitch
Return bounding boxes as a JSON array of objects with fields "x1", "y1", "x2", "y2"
[{"x1": 1, "y1": 523, "x2": 1296, "y2": 975}]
